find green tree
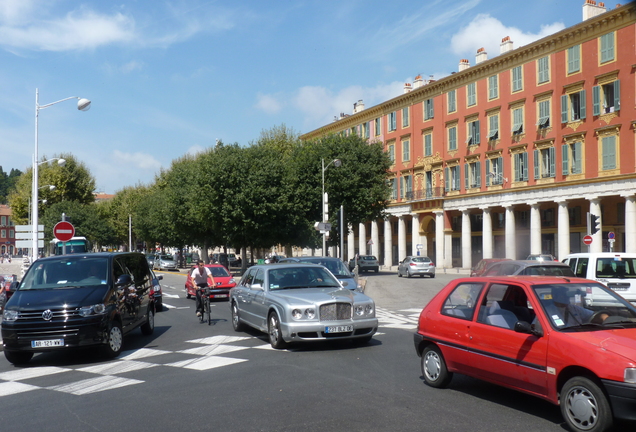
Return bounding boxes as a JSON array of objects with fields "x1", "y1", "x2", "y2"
[{"x1": 0, "y1": 167, "x2": 23, "y2": 204}]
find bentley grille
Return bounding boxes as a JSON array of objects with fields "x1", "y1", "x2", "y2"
[{"x1": 320, "y1": 302, "x2": 352, "y2": 321}]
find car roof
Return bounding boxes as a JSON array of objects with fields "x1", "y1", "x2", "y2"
[
  {"x1": 458, "y1": 275, "x2": 591, "y2": 284},
  {"x1": 492, "y1": 260, "x2": 569, "y2": 267}
]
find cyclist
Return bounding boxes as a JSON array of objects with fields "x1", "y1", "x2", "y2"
[{"x1": 189, "y1": 260, "x2": 215, "y2": 318}]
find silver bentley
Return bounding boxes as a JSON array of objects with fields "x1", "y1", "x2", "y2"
[{"x1": 229, "y1": 263, "x2": 378, "y2": 348}]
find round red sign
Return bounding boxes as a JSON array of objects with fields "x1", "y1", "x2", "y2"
[
  {"x1": 583, "y1": 235, "x2": 593, "y2": 245},
  {"x1": 54, "y1": 221, "x2": 75, "y2": 242}
]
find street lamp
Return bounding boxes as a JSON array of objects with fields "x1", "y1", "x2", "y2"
[
  {"x1": 321, "y1": 158, "x2": 341, "y2": 256},
  {"x1": 32, "y1": 89, "x2": 90, "y2": 262}
]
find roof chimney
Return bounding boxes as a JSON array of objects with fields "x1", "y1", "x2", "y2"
[
  {"x1": 500, "y1": 36, "x2": 513, "y2": 54},
  {"x1": 458, "y1": 59, "x2": 470, "y2": 71},
  {"x1": 583, "y1": 0, "x2": 606, "y2": 20},
  {"x1": 476, "y1": 47, "x2": 487, "y2": 64},
  {"x1": 403, "y1": 83, "x2": 412, "y2": 94},
  {"x1": 353, "y1": 100, "x2": 365, "y2": 113},
  {"x1": 413, "y1": 74, "x2": 424, "y2": 89}
]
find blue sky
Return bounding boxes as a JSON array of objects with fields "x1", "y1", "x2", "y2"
[{"x1": 0, "y1": 0, "x2": 593, "y2": 193}]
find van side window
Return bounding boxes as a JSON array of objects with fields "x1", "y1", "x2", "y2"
[{"x1": 574, "y1": 258, "x2": 588, "y2": 278}]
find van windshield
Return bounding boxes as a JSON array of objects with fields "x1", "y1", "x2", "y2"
[
  {"x1": 596, "y1": 257, "x2": 636, "y2": 279},
  {"x1": 20, "y1": 257, "x2": 109, "y2": 290}
]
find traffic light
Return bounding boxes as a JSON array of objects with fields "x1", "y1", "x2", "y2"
[{"x1": 590, "y1": 214, "x2": 601, "y2": 235}]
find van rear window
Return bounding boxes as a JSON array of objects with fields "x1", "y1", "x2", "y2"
[{"x1": 595, "y1": 258, "x2": 636, "y2": 279}]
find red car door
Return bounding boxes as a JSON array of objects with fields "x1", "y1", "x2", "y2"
[{"x1": 466, "y1": 282, "x2": 550, "y2": 397}]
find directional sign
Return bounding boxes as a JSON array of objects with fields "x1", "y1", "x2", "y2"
[
  {"x1": 54, "y1": 221, "x2": 75, "y2": 242},
  {"x1": 583, "y1": 235, "x2": 593, "y2": 245},
  {"x1": 314, "y1": 222, "x2": 332, "y2": 231}
]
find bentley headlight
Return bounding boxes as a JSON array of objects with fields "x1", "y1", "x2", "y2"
[
  {"x1": 365, "y1": 304, "x2": 374, "y2": 317},
  {"x1": 355, "y1": 305, "x2": 365, "y2": 316},
  {"x1": 79, "y1": 304, "x2": 107, "y2": 317},
  {"x1": 625, "y1": 368, "x2": 636, "y2": 383},
  {"x1": 2, "y1": 309, "x2": 18, "y2": 322},
  {"x1": 305, "y1": 308, "x2": 315, "y2": 319},
  {"x1": 292, "y1": 309, "x2": 303, "y2": 320}
]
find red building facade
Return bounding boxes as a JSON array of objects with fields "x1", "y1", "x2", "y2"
[
  {"x1": 0, "y1": 205, "x2": 16, "y2": 256},
  {"x1": 301, "y1": 2, "x2": 636, "y2": 269}
]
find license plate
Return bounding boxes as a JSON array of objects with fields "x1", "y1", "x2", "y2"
[
  {"x1": 31, "y1": 339, "x2": 64, "y2": 348},
  {"x1": 211, "y1": 294, "x2": 228, "y2": 298},
  {"x1": 325, "y1": 325, "x2": 353, "y2": 333}
]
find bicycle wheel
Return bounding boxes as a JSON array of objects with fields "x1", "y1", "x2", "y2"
[
  {"x1": 198, "y1": 290, "x2": 204, "y2": 323},
  {"x1": 206, "y1": 291, "x2": 211, "y2": 325}
]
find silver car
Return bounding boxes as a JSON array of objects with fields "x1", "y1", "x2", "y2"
[
  {"x1": 278, "y1": 257, "x2": 361, "y2": 291},
  {"x1": 397, "y1": 256, "x2": 436, "y2": 278},
  {"x1": 153, "y1": 254, "x2": 177, "y2": 271},
  {"x1": 229, "y1": 263, "x2": 378, "y2": 348}
]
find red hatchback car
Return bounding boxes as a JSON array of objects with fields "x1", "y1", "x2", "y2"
[
  {"x1": 414, "y1": 276, "x2": 636, "y2": 432},
  {"x1": 185, "y1": 264, "x2": 236, "y2": 301}
]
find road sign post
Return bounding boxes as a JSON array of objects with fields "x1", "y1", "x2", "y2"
[{"x1": 54, "y1": 221, "x2": 75, "y2": 255}]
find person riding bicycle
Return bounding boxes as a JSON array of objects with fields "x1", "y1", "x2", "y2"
[{"x1": 189, "y1": 260, "x2": 215, "y2": 318}]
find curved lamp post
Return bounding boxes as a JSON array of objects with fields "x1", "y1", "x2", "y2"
[
  {"x1": 32, "y1": 89, "x2": 90, "y2": 261},
  {"x1": 321, "y1": 158, "x2": 341, "y2": 256}
]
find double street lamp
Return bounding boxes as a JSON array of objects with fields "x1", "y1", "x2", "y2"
[
  {"x1": 32, "y1": 89, "x2": 91, "y2": 262},
  {"x1": 321, "y1": 158, "x2": 341, "y2": 256}
]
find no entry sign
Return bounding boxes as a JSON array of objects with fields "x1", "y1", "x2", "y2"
[
  {"x1": 583, "y1": 235, "x2": 593, "y2": 245},
  {"x1": 54, "y1": 221, "x2": 75, "y2": 242}
]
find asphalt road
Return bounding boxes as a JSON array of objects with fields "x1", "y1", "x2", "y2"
[{"x1": 0, "y1": 269, "x2": 627, "y2": 431}]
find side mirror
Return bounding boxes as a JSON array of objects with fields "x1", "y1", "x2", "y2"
[
  {"x1": 115, "y1": 274, "x2": 133, "y2": 287},
  {"x1": 250, "y1": 283, "x2": 263, "y2": 291},
  {"x1": 156, "y1": 275, "x2": 163, "y2": 281},
  {"x1": 341, "y1": 280, "x2": 349, "y2": 287},
  {"x1": 514, "y1": 320, "x2": 543, "y2": 337},
  {"x1": 9, "y1": 281, "x2": 19, "y2": 291}
]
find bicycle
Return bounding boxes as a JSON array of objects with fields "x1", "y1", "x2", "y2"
[{"x1": 198, "y1": 285, "x2": 212, "y2": 325}]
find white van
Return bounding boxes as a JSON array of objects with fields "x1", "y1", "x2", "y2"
[{"x1": 562, "y1": 253, "x2": 636, "y2": 303}]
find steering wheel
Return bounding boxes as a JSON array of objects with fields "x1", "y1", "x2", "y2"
[{"x1": 590, "y1": 310, "x2": 610, "y2": 324}]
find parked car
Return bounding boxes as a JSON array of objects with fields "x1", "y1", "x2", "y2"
[
  {"x1": 414, "y1": 275, "x2": 636, "y2": 432},
  {"x1": 526, "y1": 254, "x2": 556, "y2": 261},
  {"x1": 358, "y1": 255, "x2": 379, "y2": 273},
  {"x1": 229, "y1": 263, "x2": 377, "y2": 348},
  {"x1": 562, "y1": 252, "x2": 636, "y2": 303},
  {"x1": 151, "y1": 269, "x2": 163, "y2": 311},
  {"x1": 0, "y1": 274, "x2": 18, "y2": 313},
  {"x1": 397, "y1": 256, "x2": 435, "y2": 278},
  {"x1": 483, "y1": 260, "x2": 574, "y2": 277},
  {"x1": 145, "y1": 253, "x2": 156, "y2": 268},
  {"x1": 185, "y1": 264, "x2": 236, "y2": 300},
  {"x1": 278, "y1": 257, "x2": 361, "y2": 291},
  {"x1": 470, "y1": 258, "x2": 510, "y2": 277},
  {"x1": 153, "y1": 254, "x2": 177, "y2": 271},
  {"x1": 1, "y1": 252, "x2": 155, "y2": 365}
]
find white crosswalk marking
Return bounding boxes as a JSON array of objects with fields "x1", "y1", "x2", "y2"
[
  {"x1": 48, "y1": 375, "x2": 144, "y2": 395},
  {"x1": 166, "y1": 356, "x2": 247, "y2": 370}
]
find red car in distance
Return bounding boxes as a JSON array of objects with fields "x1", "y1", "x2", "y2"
[
  {"x1": 414, "y1": 276, "x2": 636, "y2": 432},
  {"x1": 185, "y1": 264, "x2": 236, "y2": 301}
]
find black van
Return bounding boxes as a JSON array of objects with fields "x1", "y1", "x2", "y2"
[{"x1": 1, "y1": 252, "x2": 155, "y2": 365}]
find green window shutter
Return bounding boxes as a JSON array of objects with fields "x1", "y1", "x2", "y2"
[
  {"x1": 476, "y1": 161, "x2": 481, "y2": 187},
  {"x1": 603, "y1": 136, "x2": 617, "y2": 170},
  {"x1": 464, "y1": 164, "x2": 469, "y2": 190},
  {"x1": 534, "y1": 149, "x2": 539, "y2": 179},
  {"x1": 549, "y1": 147, "x2": 556, "y2": 178},
  {"x1": 580, "y1": 90, "x2": 586, "y2": 120},
  {"x1": 593, "y1": 86, "x2": 600, "y2": 116},
  {"x1": 514, "y1": 154, "x2": 520, "y2": 181},
  {"x1": 614, "y1": 80, "x2": 620, "y2": 112},
  {"x1": 498, "y1": 158, "x2": 503, "y2": 182},
  {"x1": 573, "y1": 141, "x2": 582, "y2": 174},
  {"x1": 425, "y1": 134, "x2": 432, "y2": 156},
  {"x1": 475, "y1": 121, "x2": 480, "y2": 144},
  {"x1": 562, "y1": 144, "x2": 569, "y2": 176},
  {"x1": 561, "y1": 95, "x2": 568, "y2": 123},
  {"x1": 522, "y1": 153, "x2": 529, "y2": 181},
  {"x1": 485, "y1": 159, "x2": 491, "y2": 186},
  {"x1": 449, "y1": 127, "x2": 457, "y2": 150},
  {"x1": 444, "y1": 167, "x2": 449, "y2": 192}
]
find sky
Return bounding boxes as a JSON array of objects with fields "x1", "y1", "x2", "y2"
[{"x1": 0, "y1": 0, "x2": 598, "y2": 194}]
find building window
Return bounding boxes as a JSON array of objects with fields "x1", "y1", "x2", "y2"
[
  {"x1": 467, "y1": 120, "x2": 480, "y2": 145},
  {"x1": 467, "y1": 82, "x2": 476, "y2": 106},
  {"x1": 537, "y1": 56, "x2": 550, "y2": 84},
  {"x1": 402, "y1": 107, "x2": 409, "y2": 127},
  {"x1": 388, "y1": 112, "x2": 397, "y2": 131},
  {"x1": 534, "y1": 147, "x2": 556, "y2": 179},
  {"x1": 374, "y1": 118, "x2": 382, "y2": 136},
  {"x1": 567, "y1": 45, "x2": 580, "y2": 74},
  {"x1": 561, "y1": 90, "x2": 586, "y2": 123},
  {"x1": 593, "y1": 80, "x2": 620, "y2": 115},
  {"x1": 445, "y1": 166, "x2": 461, "y2": 192},
  {"x1": 601, "y1": 135, "x2": 617, "y2": 170},
  {"x1": 569, "y1": 206, "x2": 582, "y2": 226},
  {"x1": 0, "y1": 216, "x2": 5, "y2": 226},
  {"x1": 424, "y1": 99, "x2": 434, "y2": 120},
  {"x1": 448, "y1": 126, "x2": 457, "y2": 151},
  {"x1": 538, "y1": 99, "x2": 550, "y2": 128},
  {"x1": 465, "y1": 161, "x2": 481, "y2": 189},
  {"x1": 9, "y1": 230, "x2": 14, "y2": 239},
  {"x1": 424, "y1": 133, "x2": 432, "y2": 157},
  {"x1": 485, "y1": 157, "x2": 504, "y2": 185},
  {"x1": 448, "y1": 90, "x2": 456, "y2": 113},
  {"x1": 0, "y1": 230, "x2": 5, "y2": 239},
  {"x1": 402, "y1": 139, "x2": 410, "y2": 162},
  {"x1": 488, "y1": 114, "x2": 499, "y2": 140},
  {"x1": 562, "y1": 142, "x2": 583, "y2": 175},
  {"x1": 512, "y1": 107, "x2": 523, "y2": 135},
  {"x1": 512, "y1": 66, "x2": 523, "y2": 92},
  {"x1": 390, "y1": 178, "x2": 397, "y2": 199},
  {"x1": 600, "y1": 32, "x2": 615, "y2": 63},
  {"x1": 513, "y1": 152, "x2": 529, "y2": 182},
  {"x1": 401, "y1": 175, "x2": 412, "y2": 199},
  {"x1": 488, "y1": 75, "x2": 498, "y2": 100},
  {"x1": 388, "y1": 143, "x2": 395, "y2": 162}
]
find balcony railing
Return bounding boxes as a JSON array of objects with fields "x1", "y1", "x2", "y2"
[{"x1": 393, "y1": 187, "x2": 445, "y2": 202}]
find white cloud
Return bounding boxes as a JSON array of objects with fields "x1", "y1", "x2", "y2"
[
  {"x1": 450, "y1": 13, "x2": 565, "y2": 59},
  {"x1": 112, "y1": 150, "x2": 162, "y2": 171},
  {"x1": 120, "y1": 60, "x2": 143, "y2": 73},
  {"x1": 186, "y1": 145, "x2": 206, "y2": 156},
  {"x1": 255, "y1": 93, "x2": 283, "y2": 114}
]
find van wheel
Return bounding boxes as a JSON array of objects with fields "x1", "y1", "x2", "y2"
[
  {"x1": 141, "y1": 306, "x2": 155, "y2": 335},
  {"x1": 103, "y1": 321, "x2": 123, "y2": 358},
  {"x1": 4, "y1": 350, "x2": 33, "y2": 365},
  {"x1": 561, "y1": 376, "x2": 612, "y2": 432}
]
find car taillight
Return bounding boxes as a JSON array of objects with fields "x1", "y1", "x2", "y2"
[
  {"x1": 430, "y1": 263, "x2": 435, "y2": 267},
  {"x1": 409, "y1": 263, "x2": 417, "y2": 266}
]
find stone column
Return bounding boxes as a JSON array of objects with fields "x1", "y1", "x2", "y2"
[
  {"x1": 461, "y1": 209, "x2": 472, "y2": 269},
  {"x1": 411, "y1": 214, "x2": 420, "y2": 256},
  {"x1": 624, "y1": 195, "x2": 636, "y2": 253},
  {"x1": 530, "y1": 203, "x2": 542, "y2": 255},
  {"x1": 435, "y1": 211, "x2": 444, "y2": 268},
  {"x1": 589, "y1": 198, "x2": 602, "y2": 253},
  {"x1": 347, "y1": 224, "x2": 355, "y2": 262},
  {"x1": 557, "y1": 200, "x2": 570, "y2": 260},
  {"x1": 384, "y1": 219, "x2": 393, "y2": 268},
  {"x1": 398, "y1": 215, "x2": 407, "y2": 263},
  {"x1": 505, "y1": 205, "x2": 517, "y2": 259},
  {"x1": 481, "y1": 207, "x2": 493, "y2": 259},
  {"x1": 358, "y1": 222, "x2": 367, "y2": 256},
  {"x1": 371, "y1": 220, "x2": 380, "y2": 258}
]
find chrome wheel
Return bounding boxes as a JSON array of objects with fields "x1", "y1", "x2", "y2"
[{"x1": 268, "y1": 312, "x2": 286, "y2": 349}]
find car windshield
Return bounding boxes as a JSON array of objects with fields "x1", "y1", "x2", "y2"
[
  {"x1": 159, "y1": 255, "x2": 173, "y2": 260},
  {"x1": 209, "y1": 266, "x2": 230, "y2": 277},
  {"x1": 268, "y1": 266, "x2": 340, "y2": 290},
  {"x1": 523, "y1": 265, "x2": 574, "y2": 276},
  {"x1": 533, "y1": 282, "x2": 636, "y2": 331},
  {"x1": 20, "y1": 257, "x2": 109, "y2": 290},
  {"x1": 411, "y1": 257, "x2": 430, "y2": 263},
  {"x1": 297, "y1": 259, "x2": 352, "y2": 277}
]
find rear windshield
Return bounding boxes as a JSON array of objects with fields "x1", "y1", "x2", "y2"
[
  {"x1": 596, "y1": 257, "x2": 636, "y2": 279},
  {"x1": 412, "y1": 257, "x2": 431, "y2": 263}
]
